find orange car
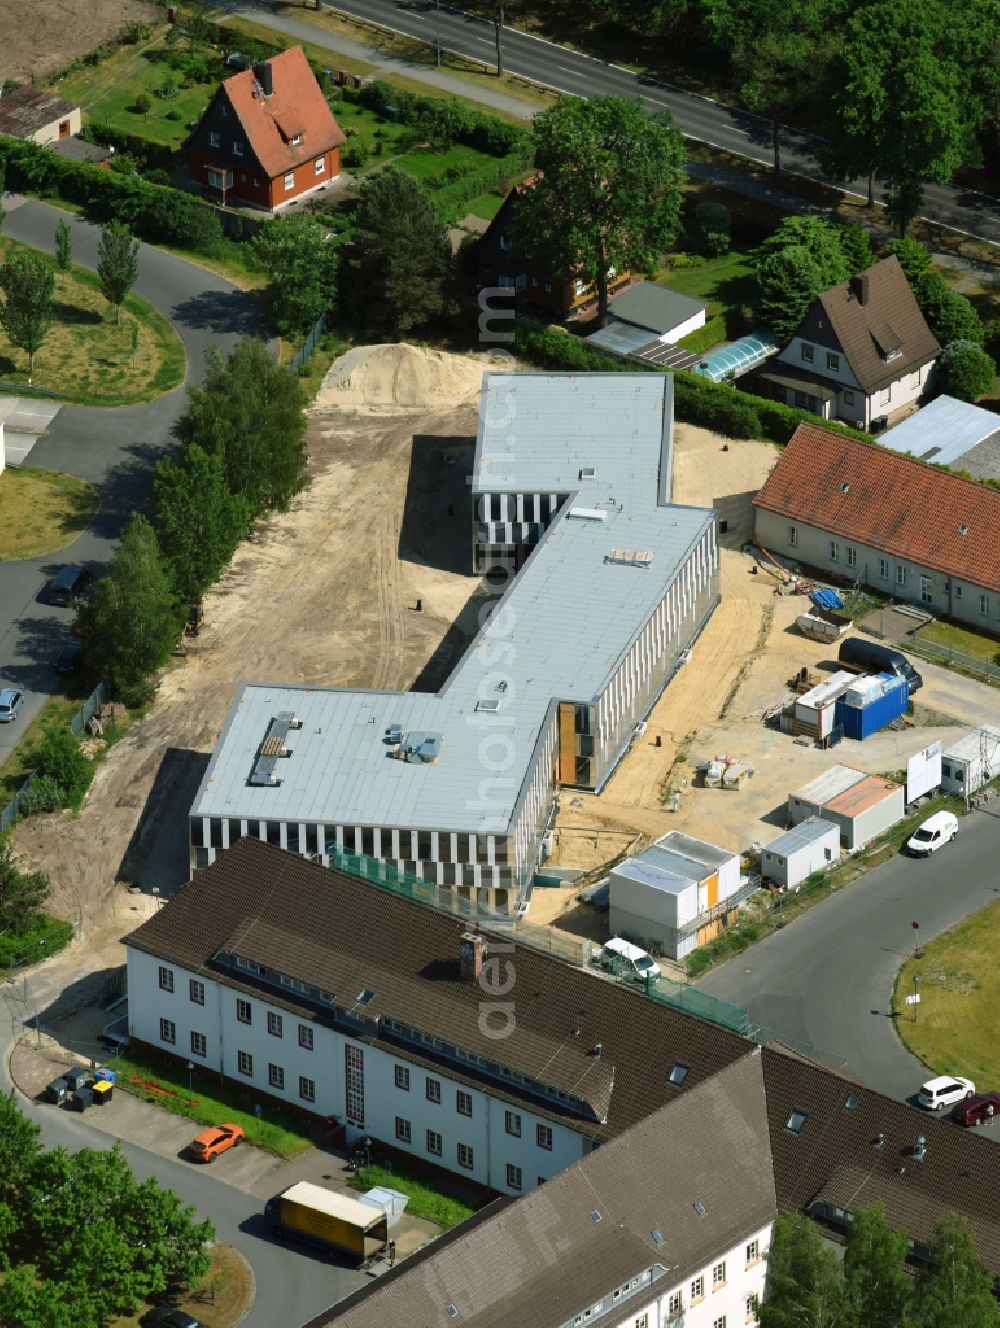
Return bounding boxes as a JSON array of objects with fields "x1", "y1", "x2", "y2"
[{"x1": 186, "y1": 1123, "x2": 245, "y2": 1162}]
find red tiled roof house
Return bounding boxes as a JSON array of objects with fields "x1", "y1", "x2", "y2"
[
  {"x1": 753, "y1": 422, "x2": 1000, "y2": 631},
  {"x1": 186, "y1": 46, "x2": 345, "y2": 211}
]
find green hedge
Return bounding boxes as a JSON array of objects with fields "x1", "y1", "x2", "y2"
[
  {"x1": 0, "y1": 135, "x2": 223, "y2": 252},
  {"x1": 357, "y1": 80, "x2": 531, "y2": 158},
  {"x1": 429, "y1": 152, "x2": 531, "y2": 223},
  {"x1": 513, "y1": 323, "x2": 870, "y2": 445},
  {"x1": 0, "y1": 915, "x2": 74, "y2": 971}
]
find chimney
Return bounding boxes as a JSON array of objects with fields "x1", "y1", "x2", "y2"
[
  {"x1": 851, "y1": 271, "x2": 870, "y2": 306},
  {"x1": 459, "y1": 931, "x2": 485, "y2": 982},
  {"x1": 254, "y1": 60, "x2": 273, "y2": 97}
]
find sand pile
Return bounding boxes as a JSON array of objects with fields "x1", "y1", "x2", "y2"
[{"x1": 315, "y1": 343, "x2": 504, "y2": 414}]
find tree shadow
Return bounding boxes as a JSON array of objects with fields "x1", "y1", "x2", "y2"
[
  {"x1": 169, "y1": 288, "x2": 269, "y2": 339},
  {"x1": 117, "y1": 747, "x2": 210, "y2": 896},
  {"x1": 51, "y1": 300, "x2": 103, "y2": 328}
]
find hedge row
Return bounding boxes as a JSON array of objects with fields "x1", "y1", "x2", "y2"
[
  {"x1": 430, "y1": 152, "x2": 531, "y2": 223},
  {"x1": 0, "y1": 136, "x2": 223, "y2": 253},
  {"x1": 513, "y1": 323, "x2": 869, "y2": 445},
  {"x1": 676, "y1": 313, "x2": 727, "y2": 355},
  {"x1": 356, "y1": 79, "x2": 531, "y2": 158}
]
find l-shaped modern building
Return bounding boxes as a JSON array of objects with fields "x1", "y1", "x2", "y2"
[{"x1": 188, "y1": 373, "x2": 720, "y2": 916}]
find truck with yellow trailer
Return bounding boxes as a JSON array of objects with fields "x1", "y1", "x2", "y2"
[{"x1": 264, "y1": 1181, "x2": 388, "y2": 1263}]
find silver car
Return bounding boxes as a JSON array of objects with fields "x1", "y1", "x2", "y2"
[{"x1": 0, "y1": 688, "x2": 24, "y2": 723}]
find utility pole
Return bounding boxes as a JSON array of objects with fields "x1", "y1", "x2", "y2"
[{"x1": 495, "y1": 2, "x2": 504, "y2": 78}]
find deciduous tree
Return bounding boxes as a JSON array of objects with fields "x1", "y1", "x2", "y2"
[
  {"x1": 252, "y1": 214, "x2": 339, "y2": 336},
  {"x1": 97, "y1": 219, "x2": 139, "y2": 324},
  {"x1": 344, "y1": 168, "x2": 454, "y2": 336},
  {"x1": 918, "y1": 273, "x2": 985, "y2": 345},
  {"x1": 907, "y1": 1213, "x2": 1000, "y2": 1328},
  {"x1": 54, "y1": 218, "x2": 72, "y2": 271},
  {"x1": 75, "y1": 513, "x2": 180, "y2": 705},
  {"x1": 0, "y1": 844, "x2": 50, "y2": 939},
  {"x1": 843, "y1": 1205, "x2": 911, "y2": 1328},
  {"x1": 152, "y1": 442, "x2": 252, "y2": 602},
  {"x1": 513, "y1": 96, "x2": 685, "y2": 326},
  {"x1": 759, "y1": 1212, "x2": 846, "y2": 1328},
  {"x1": 0, "y1": 1088, "x2": 42, "y2": 1210},
  {"x1": 753, "y1": 216, "x2": 850, "y2": 339},
  {"x1": 174, "y1": 338, "x2": 307, "y2": 514},
  {"x1": 933, "y1": 339, "x2": 997, "y2": 401},
  {"x1": 0, "y1": 247, "x2": 55, "y2": 383}
]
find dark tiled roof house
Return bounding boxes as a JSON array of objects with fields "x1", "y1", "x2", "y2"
[
  {"x1": 760, "y1": 256, "x2": 940, "y2": 431},
  {"x1": 186, "y1": 45, "x2": 346, "y2": 210}
]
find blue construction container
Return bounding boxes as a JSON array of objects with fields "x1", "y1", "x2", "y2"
[{"x1": 834, "y1": 672, "x2": 909, "y2": 740}]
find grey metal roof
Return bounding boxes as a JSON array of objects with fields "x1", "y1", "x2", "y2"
[
  {"x1": 763, "y1": 817, "x2": 839, "y2": 858},
  {"x1": 791, "y1": 764, "x2": 867, "y2": 807},
  {"x1": 942, "y1": 725, "x2": 1000, "y2": 763},
  {"x1": 613, "y1": 855, "x2": 691, "y2": 896},
  {"x1": 192, "y1": 373, "x2": 716, "y2": 833},
  {"x1": 880, "y1": 396, "x2": 1000, "y2": 467},
  {"x1": 658, "y1": 831, "x2": 736, "y2": 870},
  {"x1": 585, "y1": 320, "x2": 665, "y2": 356},
  {"x1": 606, "y1": 280, "x2": 706, "y2": 335}
]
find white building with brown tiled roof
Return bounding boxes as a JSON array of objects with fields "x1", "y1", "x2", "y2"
[
  {"x1": 753, "y1": 421, "x2": 1000, "y2": 632},
  {"x1": 759, "y1": 256, "x2": 940, "y2": 430}
]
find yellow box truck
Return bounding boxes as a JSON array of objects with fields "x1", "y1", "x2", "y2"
[{"x1": 264, "y1": 1181, "x2": 388, "y2": 1262}]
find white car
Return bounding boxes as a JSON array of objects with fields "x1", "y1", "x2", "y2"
[
  {"x1": 905, "y1": 811, "x2": 958, "y2": 858},
  {"x1": 918, "y1": 1075, "x2": 975, "y2": 1110}
]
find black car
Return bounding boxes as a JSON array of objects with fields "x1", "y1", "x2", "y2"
[
  {"x1": 837, "y1": 636, "x2": 923, "y2": 693},
  {"x1": 55, "y1": 640, "x2": 83, "y2": 674},
  {"x1": 140, "y1": 1308, "x2": 206, "y2": 1328},
  {"x1": 48, "y1": 565, "x2": 93, "y2": 607}
]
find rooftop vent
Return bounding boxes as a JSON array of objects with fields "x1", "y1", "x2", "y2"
[
  {"x1": 958, "y1": 523, "x2": 969, "y2": 536},
  {"x1": 579, "y1": 466, "x2": 597, "y2": 480},
  {"x1": 693, "y1": 1201, "x2": 706, "y2": 1217},
  {"x1": 385, "y1": 722, "x2": 403, "y2": 744},
  {"x1": 914, "y1": 1134, "x2": 927, "y2": 1163},
  {"x1": 476, "y1": 699, "x2": 501, "y2": 713},
  {"x1": 874, "y1": 1131, "x2": 886, "y2": 1149},
  {"x1": 840, "y1": 482, "x2": 851, "y2": 494},
  {"x1": 446, "y1": 1308, "x2": 458, "y2": 1320},
  {"x1": 591, "y1": 1210, "x2": 603, "y2": 1223},
  {"x1": 607, "y1": 548, "x2": 653, "y2": 568},
  {"x1": 399, "y1": 732, "x2": 443, "y2": 764},
  {"x1": 567, "y1": 506, "x2": 608, "y2": 523},
  {"x1": 249, "y1": 711, "x2": 299, "y2": 787},
  {"x1": 592, "y1": 1042, "x2": 602, "y2": 1059},
  {"x1": 652, "y1": 1229, "x2": 664, "y2": 1246}
]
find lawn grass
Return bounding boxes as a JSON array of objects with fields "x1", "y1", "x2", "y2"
[
  {"x1": 108, "y1": 1243, "x2": 252, "y2": 1328},
  {"x1": 0, "y1": 916, "x2": 75, "y2": 973},
  {"x1": 392, "y1": 142, "x2": 489, "y2": 182},
  {"x1": 895, "y1": 898, "x2": 1000, "y2": 1084},
  {"x1": 348, "y1": 1160, "x2": 482, "y2": 1231},
  {"x1": 0, "y1": 238, "x2": 185, "y2": 406},
  {"x1": 655, "y1": 249, "x2": 756, "y2": 321},
  {"x1": 919, "y1": 619, "x2": 1000, "y2": 666},
  {"x1": 55, "y1": 31, "x2": 218, "y2": 150},
  {"x1": 0, "y1": 468, "x2": 99, "y2": 560},
  {"x1": 463, "y1": 190, "x2": 506, "y2": 221},
  {"x1": 111, "y1": 1044, "x2": 314, "y2": 1159}
]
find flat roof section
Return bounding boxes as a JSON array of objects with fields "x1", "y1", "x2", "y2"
[
  {"x1": 880, "y1": 395, "x2": 1000, "y2": 467},
  {"x1": 193, "y1": 374, "x2": 717, "y2": 834},
  {"x1": 824, "y1": 775, "x2": 900, "y2": 818},
  {"x1": 943, "y1": 725, "x2": 1000, "y2": 762},
  {"x1": 792, "y1": 765, "x2": 868, "y2": 807},
  {"x1": 764, "y1": 817, "x2": 840, "y2": 857}
]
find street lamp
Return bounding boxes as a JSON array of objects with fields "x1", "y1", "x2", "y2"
[
  {"x1": 913, "y1": 973, "x2": 920, "y2": 1024},
  {"x1": 186, "y1": 1060, "x2": 194, "y2": 1093}
]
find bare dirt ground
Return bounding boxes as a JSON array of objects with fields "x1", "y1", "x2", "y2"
[
  {"x1": 0, "y1": 0, "x2": 160, "y2": 84},
  {"x1": 11, "y1": 344, "x2": 501, "y2": 981},
  {"x1": 542, "y1": 422, "x2": 990, "y2": 942}
]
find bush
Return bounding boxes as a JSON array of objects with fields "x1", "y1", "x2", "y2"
[
  {"x1": 145, "y1": 167, "x2": 171, "y2": 187},
  {"x1": 677, "y1": 313, "x2": 727, "y2": 354},
  {"x1": 918, "y1": 272, "x2": 985, "y2": 345},
  {"x1": 358, "y1": 80, "x2": 530, "y2": 157},
  {"x1": 15, "y1": 775, "x2": 67, "y2": 817},
  {"x1": 28, "y1": 729, "x2": 94, "y2": 809},
  {"x1": 118, "y1": 20, "x2": 151, "y2": 45},
  {"x1": 694, "y1": 201, "x2": 731, "y2": 256},
  {"x1": 342, "y1": 142, "x2": 369, "y2": 169},
  {"x1": 933, "y1": 339, "x2": 997, "y2": 402}
]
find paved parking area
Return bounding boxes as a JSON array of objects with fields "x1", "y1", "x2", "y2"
[{"x1": 0, "y1": 396, "x2": 62, "y2": 465}]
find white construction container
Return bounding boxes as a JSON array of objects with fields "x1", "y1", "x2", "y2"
[
  {"x1": 793, "y1": 671, "x2": 855, "y2": 738},
  {"x1": 940, "y1": 727, "x2": 1000, "y2": 798},
  {"x1": 761, "y1": 817, "x2": 840, "y2": 890}
]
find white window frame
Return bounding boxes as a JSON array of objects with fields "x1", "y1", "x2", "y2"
[
  {"x1": 190, "y1": 1030, "x2": 207, "y2": 1057},
  {"x1": 395, "y1": 1064, "x2": 410, "y2": 1091},
  {"x1": 395, "y1": 1116, "x2": 412, "y2": 1144},
  {"x1": 537, "y1": 1123, "x2": 553, "y2": 1150},
  {"x1": 457, "y1": 1142, "x2": 474, "y2": 1170},
  {"x1": 713, "y1": 1261, "x2": 727, "y2": 1288},
  {"x1": 268, "y1": 1063, "x2": 285, "y2": 1090},
  {"x1": 920, "y1": 576, "x2": 932, "y2": 604},
  {"x1": 237, "y1": 1050, "x2": 253, "y2": 1077},
  {"x1": 896, "y1": 565, "x2": 907, "y2": 586},
  {"x1": 426, "y1": 1077, "x2": 441, "y2": 1104},
  {"x1": 283, "y1": 171, "x2": 295, "y2": 191},
  {"x1": 236, "y1": 998, "x2": 252, "y2": 1025},
  {"x1": 788, "y1": 525, "x2": 797, "y2": 547},
  {"x1": 267, "y1": 1011, "x2": 283, "y2": 1037},
  {"x1": 426, "y1": 1129, "x2": 442, "y2": 1156},
  {"x1": 189, "y1": 978, "x2": 204, "y2": 1005},
  {"x1": 159, "y1": 1018, "x2": 176, "y2": 1045},
  {"x1": 314, "y1": 156, "x2": 325, "y2": 175},
  {"x1": 829, "y1": 540, "x2": 839, "y2": 562},
  {"x1": 298, "y1": 1024, "x2": 314, "y2": 1050},
  {"x1": 826, "y1": 351, "x2": 840, "y2": 371},
  {"x1": 456, "y1": 1090, "x2": 473, "y2": 1117},
  {"x1": 879, "y1": 557, "x2": 890, "y2": 580},
  {"x1": 981, "y1": 594, "x2": 990, "y2": 615},
  {"x1": 504, "y1": 1109, "x2": 521, "y2": 1137},
  {"x1": 691, "y1": 1277, "x2": 705, "y2": 1303},
  {"x1": 506, "y1": 1163, "x2": 522, "y2": 1190},
  {"x1": 158, "y1": 966, "x2": 174, "y2": 993},
  {"x1": 298, "y1": 1075, "x2": 315, "y2": 1102},
  {"x1": 846, "y1": 546, "x2": 857, "y2": 568}
]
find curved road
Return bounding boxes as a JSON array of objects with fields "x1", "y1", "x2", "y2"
[
  {"x1": 238, "y1": 0, "x2": 1000, "y2": 246},
  {"x1": 0, "y1": 197, "x2": 269, "y2": 762},
  {"x1": 697, "y1": 808, "x2": 1000, "y2": 1121}
]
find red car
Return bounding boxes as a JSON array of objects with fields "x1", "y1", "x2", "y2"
[
  {"x1": 185, "y1": 1123, "x2": 245, "y2": 1162},
  {"x1": 951, "y1": 1092, "x2": 1000, "y2": 1127}
]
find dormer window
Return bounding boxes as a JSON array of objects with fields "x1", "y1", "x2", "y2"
[{"x1": 291, "y1": 134, "x2": 302, "y2": 146}]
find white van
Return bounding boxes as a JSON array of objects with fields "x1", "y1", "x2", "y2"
[
  {"x1": 905, "y1": 811, "x2": 959, "y2": 858},
  {"x1": 604, "y1": 937, "x2": 661, "y2": 983}
]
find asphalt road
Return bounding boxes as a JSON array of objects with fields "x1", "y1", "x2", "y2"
[
  {"x1": 697, "y1": 808, "x2": 1000, "y2": 1117},
  {"x1": 301, "y1": 0, "x2": 1000, "y2": 245},
  {"x1": 0, "y1": 198, "x2": 267, "y2": 766},
  {"x1": 0, "y1": 961, "x2": 366, "y2": 1327}
]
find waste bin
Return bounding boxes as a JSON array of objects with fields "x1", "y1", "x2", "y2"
[
  {"x1": 94, "y1": 1067, "x2": 117, "y2": 1086},
  {"x1": 64, "y1": 1067, "x2": 89, "y2": 1092},
  {"x1": 72, "y1": 1087, "x2": 94, "y2": 1112},
  {"x1": 47, "y1": 1077, "x2": 68, "y2": 1105},
  {"x1": 92, "y1": 1080, "x2": 113, "y2": 1107}
]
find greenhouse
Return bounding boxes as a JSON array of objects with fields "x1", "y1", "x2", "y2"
[{"x1": 691, "y1": 333, "x2": 777, "y2": 382}]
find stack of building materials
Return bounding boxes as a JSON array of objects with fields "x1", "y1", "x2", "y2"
[
  {"x1": 788, "y1": 765, "x2": 905, "y2": 850},
  {"x1": 940, "y1": 726, "x2": 1000, "y2": 797},
  {"x1": 761, "y1": 817, "x2": 841, "y2": 890},
  {"x1": 834, "y1": 672, "x2": 909, "y2": 741},
  {"x1": 609, "y1": 831, "x2": 743, "y2": 960}
]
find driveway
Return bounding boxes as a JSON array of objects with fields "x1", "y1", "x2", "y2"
[
  {"x1": 696, "y1": 808, "x2": 1000, "y2": 1120},
  {"x1": 0, "y1": 197, "x2": 269, "y2": 764}
]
